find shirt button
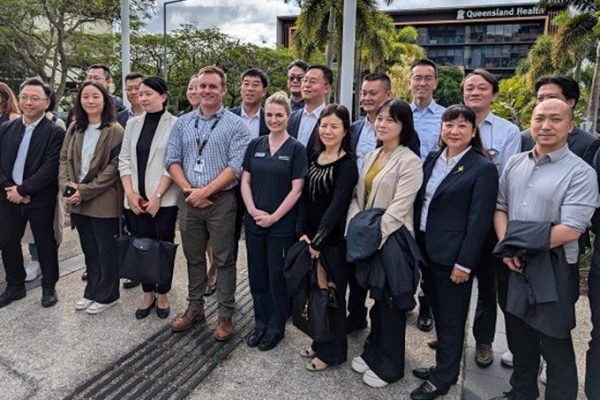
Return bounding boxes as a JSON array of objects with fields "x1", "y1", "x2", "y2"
[
  {"x1": 523, "y1": 202, "x2": 527, "y2": 206},
  {"x1": 528, "y1": 183, "x2": 533, "y2": 188}
]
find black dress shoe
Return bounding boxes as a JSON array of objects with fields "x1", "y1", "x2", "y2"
[
  {"x1": 345, "y1": 318, "x2": 368, "y2": 334},
  {"x1": 258, "y1": 334, "x2": 282, "y2": 351},
  {"x1": 41, "y1": 288, "x2": 58, "y2": 308},
  {"x1": 156, "y1": 306, "x2": 170, "y2": 319},
  {"x1": 427, "y1": 340, "x2": 438, "y2": 349},
  {"x1": 246, "y1": 328, "x2": 265, "y2": 348},
  {"x1": 123, "y1": 279, "x2": 140, "y2": 289},
  {"x1": 135, "y1": 299, "x2": 156, "y2": 319},
  {"x1": 412, "y1": 367, "x2": 434, "y2": 380},
  {"x1": 417, "y1": 307, "x2": 434, "y2": 332},
  {"x1": 203, "y1": 284, "x2": 216, "y2": 297},
  {"x1": 410, "y1": 381, "x2": 443, "y2": 400},
  {"x1": 0, "y1": 287, "x2": 26, "y2": 308},
  {"x1": 81, "y1": 271, "x2": 88, "y2": 281}
]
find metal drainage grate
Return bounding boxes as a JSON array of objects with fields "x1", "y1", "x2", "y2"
[{"x1": 64, "y1": 273, "x2": 254, "y2": 400}]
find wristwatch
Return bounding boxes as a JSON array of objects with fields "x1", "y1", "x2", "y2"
[{"x1": 155, "y1": 192, "x2": 163, "y2": 199}]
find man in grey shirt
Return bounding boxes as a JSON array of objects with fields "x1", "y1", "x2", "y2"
[{"x1": 491, "y1": 99, "x2": 599, "y2": 400}]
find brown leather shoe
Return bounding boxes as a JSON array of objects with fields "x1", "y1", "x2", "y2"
[
  {"x1": 171, "y1": 307, "x2": 205, "y2": 332},
  {"x1": 215, "y1": 316, "x2": 234, "y2": 341}
]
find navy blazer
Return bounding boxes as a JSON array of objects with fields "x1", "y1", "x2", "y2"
[
  {"x1": 414, "y1": 148, "x2": 498, "y2": 272},
  {"x1": 0, "y1": 117, "x2": 65, "y2": 209},
  {"x1": 350, "y1": 117, "x2": 421, "y2": 158},
  {"x1": 287, "y1": 108, "x2": 319, "y2": 161},
  {"x1": 230, "y1": 105, "x2": 269, "y2": 137}
]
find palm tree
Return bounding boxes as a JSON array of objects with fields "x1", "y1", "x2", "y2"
[{"x1": 540, "y1": 0, "x2": 600, "y2": 132}]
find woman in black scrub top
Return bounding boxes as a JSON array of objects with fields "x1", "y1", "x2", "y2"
[{"x1": 241, "y1": 91, "x2": 308, "y2": 351}]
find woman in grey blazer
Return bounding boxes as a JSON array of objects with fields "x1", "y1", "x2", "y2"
[{"x1": 118, "y1": 76, "x2": 179, "y2": 320}]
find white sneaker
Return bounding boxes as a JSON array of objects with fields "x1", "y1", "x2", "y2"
[
  {"x1": 24, "y1": 261, "x2": 41, "y2": 282},
  {"x1": 501, "y1": 351, "x2": 514, "y2": 368},
  {"x1": 86, "y1": 301, "x2": 117, "y2": 315},
  {"x1": 75, "y1": 298, "x2": 94, "y2": 310},
  {"x1": 539, "y1": 360, "x2": 547, "y2": 385},
  {"x1": 351, "y1": 356, "x2": 369, "y2": 374},
  {"x1": 362, "y1": 369, "x2": 388, "y2": 388}
]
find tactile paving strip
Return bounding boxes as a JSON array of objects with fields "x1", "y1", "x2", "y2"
[{"x1": 64, "y1": 273, "x2": 253, "y2": 400}]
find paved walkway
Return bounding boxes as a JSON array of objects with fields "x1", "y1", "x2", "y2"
[{"x1": 0, "y1": 233, "x2": 592, "y2": 399}]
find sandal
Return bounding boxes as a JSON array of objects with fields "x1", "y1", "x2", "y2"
[
  {"x1": 306, "y1": 357, "x2": 329, "y2": 372},
  {"x1": 300, "y1": 347, "x2": 316, "y2": 359}
]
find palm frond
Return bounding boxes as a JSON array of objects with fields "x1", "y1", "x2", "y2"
[{"x1": 552, "y1": 12, "x2": 598, "y2": 68}]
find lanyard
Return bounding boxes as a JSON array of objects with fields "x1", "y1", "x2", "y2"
[{"x1": 195, "y1": 114, "x2": 221, "y2": 158}]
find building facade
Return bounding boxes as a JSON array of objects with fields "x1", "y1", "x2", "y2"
[{"x1": 276, "y1": 3, "x2": 561, "y2": 76}]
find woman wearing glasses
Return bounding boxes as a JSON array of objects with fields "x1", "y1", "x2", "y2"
[{"x1": 461, "y1": 69, "x2": 521, "y2": 369}]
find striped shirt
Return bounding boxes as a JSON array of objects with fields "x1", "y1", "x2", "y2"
[
  {"x1": 165, "y1": 107, "x2": 251, "y2": 189},
  {"x1": 497, "y1": 145, "x2": 599, "y2": 263}
]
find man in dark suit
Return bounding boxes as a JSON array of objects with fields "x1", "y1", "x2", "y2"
[
  {"x1": 0, "y1": 77, "x2": 65, "y2": 308},
  {"x1": 287, "y1": 65, "x2": 332, "y2": 161},
  {"x1": 230, "y1": 68, "x2": 269, "y2": 139}
]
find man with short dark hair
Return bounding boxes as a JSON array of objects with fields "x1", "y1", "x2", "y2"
[
  {"x1": 117, "y1": 72, "x2": 145, "y2": 128},
  {"x1": 287, "y1": 60, "x2": 309, "y2": 112},
  {"x1": 287, "y1": 65, "x2": 332, "y2": 160},
  {"x1": 166, "y1": 65, "x2": 251, "y2": 340},
  {"x1": 230, "y1": 68, "x2": 269, "y2": 138},
  {"x1": 0, "y1": 77, "x2": 65, "y2": 308}
]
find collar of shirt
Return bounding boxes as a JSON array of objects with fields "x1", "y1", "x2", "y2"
[
  {"x1": 440, "y1": 145, "x2": 471, "y2": 165},
  {"x1": 411, "y1": 99, "x2": 442, "y2": 114},
  {"x1": 22, "y1": 114, "x2": 45, "y2": 129},
  {"x1": 302, "y1": 103, "x2": 326, "y2": 119},
  {"x1": 529, "y1": 144, "x2": 570, "y2": 164},
  {"x1": 198, "y1": 106, "x2": 225, "y2": 121},
  {"x1": 480, "y1": 111, "x2": 496, "y2": 127},
  {"x1": 290, "y1": 98, "x2": 304, "y2": 107},
  {"x1": 240, "y1": 105, "x2": 260, "y2": 121}
]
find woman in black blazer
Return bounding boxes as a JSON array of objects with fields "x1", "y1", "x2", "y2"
[{"x1": 410, "y1": 105, "x2": 498, "y2": 400}]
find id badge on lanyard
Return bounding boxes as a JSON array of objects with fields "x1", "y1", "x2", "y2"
[{"x1": 195, "y1": 115, "x2": 221, "y2": 174}]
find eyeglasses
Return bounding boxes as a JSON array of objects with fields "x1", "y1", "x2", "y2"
[
  {"x1": 19, "y1": 95, "x2": 48, "y2": 102},
  {"x1": 288, "y1": 74, "x2": 304, "y2": 82},
  {"x1": 411, "y1": 75, "x2": 435, "y2": 83}
]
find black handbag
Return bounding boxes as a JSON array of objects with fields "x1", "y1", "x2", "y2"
[
  {"x1": 116, "y1": 215, "x2": 178, "y2": 286},
  {"x1": 292, "y1": 258, "x2": 337, "y2": 343}
]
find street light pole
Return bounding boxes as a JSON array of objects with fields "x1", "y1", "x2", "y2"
[
  {"x1": 121, "y1": 0, "x2": 130, "y2": 108},
  {"x1": 339, "y1": 0, "x2": 357, "y2": 110},
  {"x1": 163, "y1": 0, "x2": 187, "y2": 80}
]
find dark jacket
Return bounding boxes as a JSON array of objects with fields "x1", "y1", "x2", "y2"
[
  {"x1": 522, "y1": 126, "x2": 600, "y2": 166},
  {"x1": 283, "y1": 240, "x2": 312, "y2": 295},
  {"x1": 287, "y1": 108, "x2": 319, "y2": 161},
  {"x1": 346, "y1": 208, "x2": 423, "y2": 309},
  {"x1": 493, "y1": 220, "x2": 578, "y2": 339},
  {"x1": 350, "y1": 117, "x2": 421, "y2": 159},
  {"x1": 0, "y1": 116, "x2": 65, "y2": 209},
  {"x1": 414, "y1": 148, "x2": 498, "y2": 272},
  {"x1": 230, "y1": 106, "x2": 269, "y2": 137}
]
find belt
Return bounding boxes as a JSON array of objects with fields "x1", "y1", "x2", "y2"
[{"x1": 207, "y1": 188, "x2": 233, "y2": 202}]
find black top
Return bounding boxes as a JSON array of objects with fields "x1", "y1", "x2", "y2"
[
  {"x1": 297, "y1": 153, "x2": 358, "y2": 251},
  {"x1": 243, "y1": 135, "x2": 308, "y2": 235},
  {"x1": 137, "y1": 109, "x2": 165, "y2": 199},
  {"x1": 0, "y1": 115, "x2": 9, "y2": 126}
]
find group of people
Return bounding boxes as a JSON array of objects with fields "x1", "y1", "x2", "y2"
[{"x1": 0, "y1": 57, "x2": 598, "y2": 400}]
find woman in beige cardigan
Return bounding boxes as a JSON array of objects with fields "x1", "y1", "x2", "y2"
[
  {"x1": 118, "y1": 76, "x2": 179, "y2": 319},
  {"x1": 346, "y1": 99, "x2": 423, "y2": 388},
  {"x1": 59, "y1": 81, "x2": 124, "y2": 315}
]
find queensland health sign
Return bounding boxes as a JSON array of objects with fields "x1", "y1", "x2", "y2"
[{"x1": 456, "y1": 6, "x2": 544, "y2": 20}]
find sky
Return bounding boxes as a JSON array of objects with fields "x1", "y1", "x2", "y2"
[{"x1": 142, "y1": 0, "x2": 537, "y2": 47}]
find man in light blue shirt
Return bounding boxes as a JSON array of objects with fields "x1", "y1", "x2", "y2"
[{"x1": 410, "y1": 59, "x2": 446, "y2": 161}]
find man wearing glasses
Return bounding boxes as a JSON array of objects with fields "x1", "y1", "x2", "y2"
[
  {"x1": 286, "y1": 60, "x2": 308, "y2": 113},
  {"x1": 0, "y1": 77, "x2": 65, "y2": 308}
]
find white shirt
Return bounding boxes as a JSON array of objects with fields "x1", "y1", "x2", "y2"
[
  {"x1": 240, "y1": 106, "x2": 261, "y2": 139},
  {"x1": 355, "y1": 118, "x2": 376, "y2": 172},
  {"x1": 297, "y1": 103, "x2": 325, "y2": 147},
  {"x1": 79, "y1": 123, "x2": 102, "y2": 182},
  {"x1": 12, "y1": 115, "x2": 44, "y2": 185}
]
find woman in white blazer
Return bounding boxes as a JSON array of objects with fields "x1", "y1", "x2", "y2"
[
  {"x1": 118, "y1": 76, "x2": 179, "y2": 320},
  {"x1": 346, "y1": 99, "x2": 423, "y2": 388}
]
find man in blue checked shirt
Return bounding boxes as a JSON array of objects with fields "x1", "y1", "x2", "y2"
[{"x1": 165, "y1": 65, "x2": 251, "y2": 341}]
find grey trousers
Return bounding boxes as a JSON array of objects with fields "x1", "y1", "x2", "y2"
[{"x1": 178, "y1": 191, "x2": 237, "y2": 318}]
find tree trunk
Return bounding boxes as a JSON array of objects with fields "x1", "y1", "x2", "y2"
[{"x1": 587, "y1": 41, "x2": 600, "y2": 134}]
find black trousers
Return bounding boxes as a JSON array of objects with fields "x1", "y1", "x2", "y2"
[
  {"x1": 361, "y1": 300, "x2": 407, "y2": 383},
  {"x1": 313, "y1": 244, "x2": 348, "y2": 366},
  {"x1": 125, "y1": 207, "x2": 178, "y2": 294},
  {"x1": 245, "y1": 227, "x2": 294, "y2": 337},
  {"x1": 0, "y1": 203, "x2": 58, "y2": 290},
  {"x1": 422, "y1": 263, "x2": 473, "y2": 393},
  {"x1": 586, "y1": 235, "x2": 600, "y2": 400},
  {"x1": 347, "y1": 262, "x2": 368, "y2": 324},
  {"x1": 505, "y1": 312, "x2": 578, "y2": 400},
  {"x1": 473, "y1": 232, "x2": 502, "y2": 345},
  {"x1": 72, "y1": 214, "x2": 120, "y2": 304}
]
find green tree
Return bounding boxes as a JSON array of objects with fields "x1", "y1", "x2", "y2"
[
  {"x1": 435, "y1": 65, "x2": 464, "y2": 107},
  {"x1": 493, "y1": 74, "x2": 535, "y2": 128}
]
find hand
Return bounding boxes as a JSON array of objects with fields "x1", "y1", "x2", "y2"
[
  {"x1": 184, "y1": 187, "x2": 211, "y2": 208},
  {"x1": 146, "y1": 196, "x2": 161, "y2": 217},
  {"x1": 254, "y1": 213, "x2": 277, "y2": 228},
  {"x1": 126, "y1": 192, "x2": 144, "y2": 215},
  {"x1": 4, "y1": 186, "x2": 30, "y2": 204},
  {"x1": 250, "y1": 208, "x2": 269, "y2": 219},
  {"x1": 65, "y1": 189, "x2": 82, "y2": 205},
  {"x1": 503, "y1": 256, "x2": 522, "y2": 272},
  {"x1": 450, "y1": 266, "x2": 470, "y2": 284},
  {"x1": 308, "y1": 245, "x2": 320, "y2": 260},
  {"x1": 299, "y1": 235, "x2": 311, "y2": 244}
]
